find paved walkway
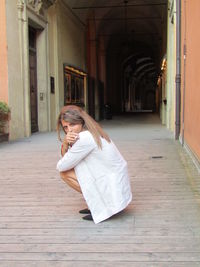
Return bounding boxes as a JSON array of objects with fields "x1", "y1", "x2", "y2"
[{"x1": 0, "y1": 113, "x2": 200, "y2": 267}]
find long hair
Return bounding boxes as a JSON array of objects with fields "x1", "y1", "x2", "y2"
[{"x1": 57, "y1": 105, "x2": 110, "y2": 148}]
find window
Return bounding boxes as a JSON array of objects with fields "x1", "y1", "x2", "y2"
[{"x1": 64, "y1": 65, "x2": 86, "y2": 106}]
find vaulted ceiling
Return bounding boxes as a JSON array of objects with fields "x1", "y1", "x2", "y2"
[
  {"x1": 64, "y1": 0, "x2": 168, "y2": 98},
  {"x1": 65, "y1": 1, "x2": 167, "y2": 47}
]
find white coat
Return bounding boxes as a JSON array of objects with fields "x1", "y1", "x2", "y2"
[{"x1": 56, "y1": 130, "x2": 132, "y2": 224}]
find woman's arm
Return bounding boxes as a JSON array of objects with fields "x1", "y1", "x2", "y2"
[
  {"x1": 57, "y1": 131, "x2": 96, "y2": 172},
  {"x1": 61, "y1": 141, "x2": 69, "y2": 156}
]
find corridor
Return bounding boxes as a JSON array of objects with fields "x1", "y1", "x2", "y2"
[{"x1": 0, "y1": 114, "x2": 200, "y2": 266}]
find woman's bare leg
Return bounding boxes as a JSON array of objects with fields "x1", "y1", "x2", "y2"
[{"x1": 60, "y1": 169, "x2": 82, "y2": 193}]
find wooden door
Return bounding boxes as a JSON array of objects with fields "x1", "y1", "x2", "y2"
[{"x1": 29, "y1": 27, "x2": 38, "y2": 133}]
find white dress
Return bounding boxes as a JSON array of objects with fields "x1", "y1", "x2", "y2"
[{"x1": 56, "y1": 130, "x2": 132, "y2": 224}]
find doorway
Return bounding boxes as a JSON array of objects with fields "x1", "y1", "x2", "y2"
[{"x1": 29, "y1": 26, "x2": 38, "y2": 133}]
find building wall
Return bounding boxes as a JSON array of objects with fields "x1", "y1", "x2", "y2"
[
  {"x1": 1, "y1": 0, "x2": 86, "y2": 140},
  {"x1": 36, "y1": 25, "x2": 50, "y2": 133},
  {"x1": 48, "y1": 0, "x2": 86, "y2": 129},
  {"x1": 166, "y1": 0, "x2": 176, "y2": 132},
  {"x1": 160, "y1": 68, "x2": 167, "y2": 125},
  {"x1": 7, "y1": 0, "x2": 51, "y2": 140},
  {"x1": 160, "y1": 1, "x2": 175, "y2": 129},
  {"x1": 48, "y1": 5, "x2": 57, "y2": 131},
  {"x1": 2, "y1": 0, "x2": 57, "y2": 140},
  {"x1": 181, "y1": 0, "x2": 200, "y2": 161},
  {"x1": 5, "y1": 0, "x2": 24, "y2": 140},
  {"x1": 0, "y1": 0, "x2": 8, "y2": 103}
]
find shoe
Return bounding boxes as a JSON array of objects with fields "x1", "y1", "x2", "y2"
[
  {"x1": 79, "y1": 208, "x2": 91, "y2": 214},
  {"x1": 82, "y1": 214, "x2": 93, "y2": 221}
]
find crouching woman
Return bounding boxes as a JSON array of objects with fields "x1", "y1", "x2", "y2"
[{"x1": 56, "y1": 105, "x2": 132, "y2": 224}]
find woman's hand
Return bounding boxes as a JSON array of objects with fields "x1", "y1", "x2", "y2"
[{"x1": 65, "y1": 132, "x2": 79, "y2": 147}]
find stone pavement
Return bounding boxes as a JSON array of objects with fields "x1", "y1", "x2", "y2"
[{"x1": 0, "y1": 113, "x2": 200, "y2": 267}]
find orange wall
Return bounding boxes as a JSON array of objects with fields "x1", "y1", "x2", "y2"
[
  {"x1": 0, "y1": 0, "x2": 8, "y2": 102},
  {"x1": 181, "y1": 0, "x2": 200, "y2": 160}
]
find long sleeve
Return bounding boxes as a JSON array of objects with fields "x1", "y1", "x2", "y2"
[{"x1": 56, "y1": 131, "x2": 96, "y2": 172}]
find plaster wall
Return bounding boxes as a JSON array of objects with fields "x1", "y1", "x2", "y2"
[
  {"x1": 181, "y1": 0, "x2": 200, "y2": 161},
  {"x1": 48, "y1": 0, "x2": 86, "y2": 126},
  {"x1": 0, "y1": 0, "x2": 8, "y2": 103}
]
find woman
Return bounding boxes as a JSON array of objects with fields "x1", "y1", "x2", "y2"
[{"x1": 56, "y1": 105, "x2": 132, "y2": 224}]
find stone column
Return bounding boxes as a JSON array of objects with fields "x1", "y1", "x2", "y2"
[
  {"x1": 98, "y1": 35, "x2": 107, "y2": 103},
  {"x1": 87, "y1": 13, "x2": 99, "y2": 120}
]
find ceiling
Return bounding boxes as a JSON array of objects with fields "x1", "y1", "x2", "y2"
[
  {"x1": 65, "y1": 0, "x2": 167, "y2": 46},
  {"x1": 64, "y1": 0, "x2": 168, "y2": 79}
]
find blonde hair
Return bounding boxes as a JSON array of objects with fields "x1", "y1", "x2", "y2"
[{"x1": 57, "y1": 105, "x2": 110, "y2": 148}]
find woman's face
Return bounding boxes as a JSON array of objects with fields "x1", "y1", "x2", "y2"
[{"x1": 61, "y1": 120, "x2": 83, "y2": 134}]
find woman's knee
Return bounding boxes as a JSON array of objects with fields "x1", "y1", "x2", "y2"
[{"x1": 60, "y1": 169, "x2": 81, "y2": 193}]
